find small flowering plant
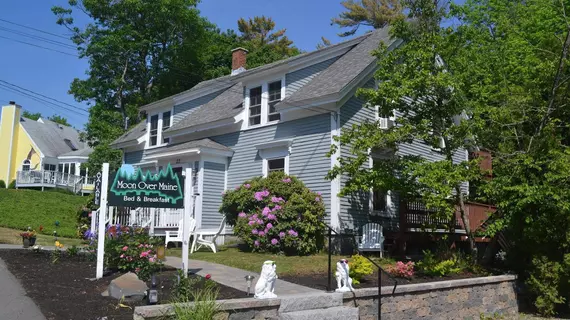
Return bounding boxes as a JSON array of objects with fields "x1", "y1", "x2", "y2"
[
  {"x1": 388, "y1": 261, "x2": 415, "y2": 279},
  {"x1": 19, "y1": 231, "x2": 36, "y2": 239},
  {"x1": 102, "y1": 224, "x2": 163, "y2": 281},
  {"x1": 220, "y1": 171, "x2": 326, "y2": 255}
]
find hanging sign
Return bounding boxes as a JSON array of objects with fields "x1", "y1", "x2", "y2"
[
  {"x1": 93, "y1": 172, "x2": 102, "y2": 206},
  {"x1": 107, "y1": 164, "x2": 184, "y2": 208}
]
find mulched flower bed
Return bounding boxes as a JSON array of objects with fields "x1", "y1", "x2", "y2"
[
  {"x1": 0, "y1": 250, "x2": 244, "y2": 320},
  {"x1": 280, "y1": 270, "x2": 489, "y2": 291}
]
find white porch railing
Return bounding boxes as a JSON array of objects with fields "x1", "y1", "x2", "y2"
[
  {"x1": 16, "y1": 170, "x2": 95, "y2": 191},
  {"x1": 100, "y1": 207, "x2": 184, "y2": 236}
]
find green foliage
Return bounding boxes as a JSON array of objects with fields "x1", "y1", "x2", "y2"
[
  {"x1": 171, "y1": 270, "x2": 220, "y2": 319},
  {"x1": 220, "y1": 172, "x2": 326, "y2": 255},
  {"x1": 328, "y1": 0, "x2": 483, "y2": 251},
  {"x1": 0, "y1": 180, "x2": 5, "y2": 189},
  {"x1": 349, "y1": 254, "x2": 374, "y2": 284},
  {"x1": 66, "y1": 245, "x2": 80, "y2": 257},
  {"x1": 416, "y1": 251, "x2": 462, "y2": 277},
  {"x1": 84, "y1": 142, "x2": 123, "y2": 174},
  {"x1": 0, "y1": 189, "x2": 88, "y2": 238},
  {"x1": 332, "y1": 0, "x2": 403, "y2": 36},
  {"x1": 525, "y1": 256, "x2": 567, "y2": 317},
  {"x1": 47, "y1": 115, "x2": 71, "y2": 127},
  {"x1": 103, "y1": 225, "x2": 163, "y2": 281},
  {"x1": 22, "y1": 111, "x2": 42, "y2": 120},
  {"x1": 8, "y1": 180, "x2": 15, "y2": 189}
]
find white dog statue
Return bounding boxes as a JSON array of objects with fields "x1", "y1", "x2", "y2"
[
  {"x1": 335, "y1": 259, "x2": 354, "y2": 292},
  {"x1": 254, "y1": 260, "x2": 278, "y2": 299}
]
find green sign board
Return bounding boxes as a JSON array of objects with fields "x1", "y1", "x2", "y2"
[{"x1": 107, "y1": 164, "x2": 184, "y2": 208}]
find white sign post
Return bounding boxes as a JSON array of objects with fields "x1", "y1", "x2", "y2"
[
  {"x1": 96, "y1": 163, "x2": 110, "y2": 279},
  {"x1": 182, "y1": 167, "x2": 194, "y2": 277}
]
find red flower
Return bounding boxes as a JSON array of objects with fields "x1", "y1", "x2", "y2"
[
  {"x1": 205, "y1": 274, "x2": 211, "y2": 280},
  {"x1": 39, "y1": 225, "x2": 44, "y2": 232}
]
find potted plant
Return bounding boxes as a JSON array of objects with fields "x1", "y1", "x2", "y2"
[{"x1": 20, "y1": 231, "x2": 36, "y2": 248}]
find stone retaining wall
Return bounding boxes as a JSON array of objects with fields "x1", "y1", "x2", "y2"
[
  {"x1": 343, "y1": 275, "x2": 518, "y2": 320},
  {"x1": 133, "y1": 275, "x2": 518, "y2": 320}
]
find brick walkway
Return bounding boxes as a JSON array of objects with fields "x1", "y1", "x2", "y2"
[{"x1": 164, "y1": 255, "x2": 320, "y2": 296}]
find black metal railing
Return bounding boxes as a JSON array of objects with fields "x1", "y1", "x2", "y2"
[{"x1": 322, "y1": 223, "x2": 397, "y2": 319}]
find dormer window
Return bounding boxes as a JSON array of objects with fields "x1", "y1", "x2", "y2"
[
  {"x1": 245, "y1": 78, "x2": 284, "y2": 128},
  {"x1": 249, "y1": 87, "x2": 262, "y2": 126},
  {"x1": 147, "y1": 110, "x2": 172, "y2": 148},
  {"x1": 268, "y1": 81, "x2": 281, "y2": 122},
  {"x1": 64, "y1": 139, "x2": 78, "y2": 151},
  {"x1": 149, "y1": 114, "x2": 159, "y2": 146}
]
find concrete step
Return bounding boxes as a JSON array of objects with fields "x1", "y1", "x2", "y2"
[{"x1": 279, "y1": 306, "x2": 359, "y2": 320}]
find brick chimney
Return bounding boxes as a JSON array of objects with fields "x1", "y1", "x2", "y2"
[{"x1": 231, "y1": 47, "x2": 248, "y2": 76}]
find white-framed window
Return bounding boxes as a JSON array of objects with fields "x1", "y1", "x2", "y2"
[
  {"x1": 258, "y1": 144, "x2": 290, "y2": 177},
  {"x1": 147, "y1": 110, "x2": 173, "y2": 148},
  {"x1": 248, "y1": 86, "x2": 262, "y2": 126},
  {"x1": 22, "y1": 159, "x2": 31, "y2": 171},
  {"x1": 245, "y1": 77, "x2": 285, "y2": 128},
  {"x1": 369, "y1": 158, "x2": 391, "y2": 215},
  {"x1": 267, "y1": 80, "x2": 282, "y2": 122},
  {"x1": 162, "y1": 111, "x2": 171, "y2": 144},
  {"x1": 149, "y1": 114, "x2": 159, "y2": 147},
  {"x1": 43, "y1": 164, "x2": 56, "y2": 172}
]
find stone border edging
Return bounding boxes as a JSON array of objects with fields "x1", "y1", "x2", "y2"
[
  {"x1": 340, "y1": 274, "x2": 517, "y2": 298},
  {"x1": 133, "y1": 297, "x2": 280, "y2": 319}
]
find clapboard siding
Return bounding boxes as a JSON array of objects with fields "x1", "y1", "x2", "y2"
[
  {"x1": 172, "y1": 90, "x2": 224, "y2": 124},
  {"x1": 339, "y1": 90, "x2": 377, "y2": 231},
  {"x1": 124, "y1": 150, "x2": 144, "y2": 164},
  {"x1": 397, "y1": 139, "x2": 469, "y2": 194},
  {"x1": 211, "y1": 114, "x2": 332, "y2": 221},
  {"x1": 202, "y1": 161, "x2": 225, "y2": 229},
  {"x1": 286, "y1": 57, "x2": 338, "y2": 97}
]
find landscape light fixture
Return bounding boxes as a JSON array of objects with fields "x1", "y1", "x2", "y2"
[
  {"x1": 244, "y1": 275, "x2": 255, "y2": 296},
  {"x1": 147, "y1": 275, "x2": 158, "y2": 305},
  {"x1": 53, "y1": 230, "x2": 58, "y2": 241}
]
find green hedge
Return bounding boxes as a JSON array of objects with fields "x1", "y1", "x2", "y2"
[{"x1": 0, "y1": 189, "x2": 88, "y2": 238}]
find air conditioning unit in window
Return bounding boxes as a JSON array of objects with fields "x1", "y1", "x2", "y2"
[{"x1": 378, "y1": 117, "x2": 394, "y2": 129}]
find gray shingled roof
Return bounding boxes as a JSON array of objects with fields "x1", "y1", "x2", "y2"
[
  {"x1": 113, "y1": 30, "x2": 388, "y2": 144},
  {"x1": 110, "y1": 120, "x2": 147, "y2": 147},
  {"x1": 166, "y1": 82, "x2": 243, "y2": 133},
  {"x1": 20, "y1": 118, "x2": 89, "y2": 158},
  {"x1": 58, "y1": 147, "x2": 93, "y2": 158},
  {"x1": 145, "y1": 138, "x2": 232, "y2": 155},
  {"x1": 280, "y1": 28, "x2": 392, "y2": 106}
]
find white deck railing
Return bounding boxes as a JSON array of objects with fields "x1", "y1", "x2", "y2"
[
  {"x1": 16, "y1": 170, "x2": 95, "y2": 191},
  {"x1": 104, "y1": 207, "x2": 184, "y2": 235}
]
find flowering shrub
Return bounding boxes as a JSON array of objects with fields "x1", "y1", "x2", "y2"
[
  {"x1": 349, "y1": 254, "x2": 374, "y2": 284},
  {"x1": 101, "y1": 224, "x2": 163, "y2": 281},
  {"x1": 220, "y1": 171, "x2": 326, "y2": 255},
  {"x1": 389, "y1": 261, "x2": 415, "y2": 279}
]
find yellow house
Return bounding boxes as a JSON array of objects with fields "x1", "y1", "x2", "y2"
[{"x1": 0, "y1": 101, "x2": 94, "y2": 193}]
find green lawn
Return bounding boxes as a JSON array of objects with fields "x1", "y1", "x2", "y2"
[
  {"x1": 0, "y1": 189, "x2": 88, "y2": 238},
  {"x1": 0, "y1": 227, "x2": 85, "y2": 247},
  {"x1": 167, "y1": 246, "x2": 393, "y2": 276}
]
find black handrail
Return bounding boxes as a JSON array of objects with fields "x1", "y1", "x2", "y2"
[{"x1": 322, "y1": 223, "x2": 398, "y2": 320}]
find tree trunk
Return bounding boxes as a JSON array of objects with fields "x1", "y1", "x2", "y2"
[{"x1": 456, "y1": 184, "x2": 477, "y2": 259}]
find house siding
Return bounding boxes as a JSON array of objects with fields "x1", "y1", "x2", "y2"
[
  {"x1": 286, "y1": 57, "x2": 338, "y2": 97},
  {"x1": 339, "y1": 92, "x2": 377, "y2": 231},
  {"x1": 211, "y1": 114, "x2": 332, "y2": 221},
  {"x1": 124, "y1": 149, "x2": 145, "y2": 165},
  {"x1": 202, "y1": 161, "x2": 225, "y2": 229},
  {"x1": 173, "y1": 90, "x2": 224, "y2": 124}
]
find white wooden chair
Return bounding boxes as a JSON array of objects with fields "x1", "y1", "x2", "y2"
[
  {"x1": 165, "y1": 218, "x2": 196, "y2": 247},
  {"x1": 358, "y1": 223, "x2": 385, "y2": 257},
  {"x1": 191, "y1": 217, "x2": 226, "y2": 254}
]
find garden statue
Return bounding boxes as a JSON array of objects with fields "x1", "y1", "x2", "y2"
[
  {"x1": 335, "y1": 259, "x2": 354, "y2": 292},
  {"x1": 254, "y1": 260, "x2": 278, "y2": 299}
]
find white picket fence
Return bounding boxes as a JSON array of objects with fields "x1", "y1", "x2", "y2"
[{"x1": 91, "y1": 207, "x2": 184, "y2": 236}]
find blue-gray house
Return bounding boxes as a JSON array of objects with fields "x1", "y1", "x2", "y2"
[{"x1": 110, "y1": 28, "x2": 469, "y2": 239}]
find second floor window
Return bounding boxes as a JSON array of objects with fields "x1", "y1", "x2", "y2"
[
  {"x1": 268, "y1": 81, "x2": 281, "y2": 122},
  {"x1": 149, "y1": 114, "x2": 159, "y2": 146},
  {"x1": 249, "y1": 86, "x2": 262, "y2": 126},
  {"x1": 162, "y1": 111, "x2": 171, "y2": 144}
]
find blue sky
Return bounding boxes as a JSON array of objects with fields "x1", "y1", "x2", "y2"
[{"x1": 0, "y1": 0, "x2": 373, "y2": 129}]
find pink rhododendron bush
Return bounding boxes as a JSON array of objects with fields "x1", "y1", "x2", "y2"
[{"x1": 220, "y1": 172, "x2": 326, "y2": 255}]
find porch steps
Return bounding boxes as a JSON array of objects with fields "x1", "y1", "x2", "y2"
[{"x1": 278, "y1": 292, "x2": 359, "y2": 320}]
